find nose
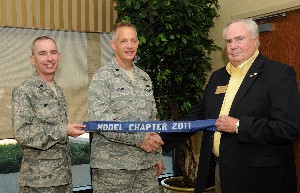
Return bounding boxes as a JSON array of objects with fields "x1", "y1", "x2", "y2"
[
  {"x1": 126, "y1": 41, "x2": 133, "y2": 48},
  {"x1": 228, "y1": 41, "x2": 238, "y2": 49},
  {"x1": 46, "y1": 53, "x2": 54, "y2": 61}
]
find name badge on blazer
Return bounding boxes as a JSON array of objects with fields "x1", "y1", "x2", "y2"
[{"x1": 215, "y1": 85, "x2": 227, "y2": 94}]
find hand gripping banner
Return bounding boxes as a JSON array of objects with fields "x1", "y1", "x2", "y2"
[{"x1": 83, "y1": 119, "x2": 216, "y2": 133}]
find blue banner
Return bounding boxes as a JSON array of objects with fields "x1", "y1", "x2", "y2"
[{"x1": 83, "y1": 119, "x2": 216, "y2": 133}]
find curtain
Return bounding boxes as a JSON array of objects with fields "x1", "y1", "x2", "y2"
[{"x1": 0, "y1": 0, "x2": 116, "y2": 32}]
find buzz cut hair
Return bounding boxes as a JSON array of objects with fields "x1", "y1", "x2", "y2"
[
  {"x1": 31, "y1": 36, "x2": 57, "y2": 54},
  {"x1": 111, "y1": 21, "x2": 137, "y2": 40}
]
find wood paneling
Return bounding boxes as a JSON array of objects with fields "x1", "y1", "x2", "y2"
[{"x1": 258, "y1": 9, "x2": 300, "y2": 88}]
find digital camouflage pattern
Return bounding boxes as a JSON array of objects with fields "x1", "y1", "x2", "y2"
[
  {"x1": 11, "y1": 72, "x2": 72, "y2": 188},
  {"x1": 88, "y1": 58, "x2": 162, "y2": 170},
  {"x1": 19, "y1": 184, "x2": 72, "y2": 193},
  {"x1": 92, "y1": 166, "x2": 160, "y2": 193}
]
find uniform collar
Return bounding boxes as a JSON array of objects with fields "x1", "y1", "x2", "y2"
[
  {"x1": 111, "y1": 57, "x2": 149, "y2": 81},
  {"x1": 32, "y1": 72, "x2": 59, "y2": 95}
]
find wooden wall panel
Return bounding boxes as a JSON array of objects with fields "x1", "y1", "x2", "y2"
[{"x1": 258, "y1": 9, "x2": 300, "y2": 88}]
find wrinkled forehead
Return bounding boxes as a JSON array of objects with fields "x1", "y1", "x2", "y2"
[
  {"x1": 225, "y1": 22, "x2": 252, "y2": 39},
  {"x1": 114, "y1": 26, "x2": 137, "y2": 39}
]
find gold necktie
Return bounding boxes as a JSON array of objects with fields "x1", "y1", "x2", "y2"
[{"x1": 212, "y1": 131, "x2": 221, "y2": 157}]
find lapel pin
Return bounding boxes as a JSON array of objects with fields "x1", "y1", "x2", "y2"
[{"x1": 250, "y1": 72, "x2": 258, "y2": 77}]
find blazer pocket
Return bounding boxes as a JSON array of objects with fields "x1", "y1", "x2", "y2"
[{"x1": 250, "y1": 156, "x2": 283, "y2": 168}]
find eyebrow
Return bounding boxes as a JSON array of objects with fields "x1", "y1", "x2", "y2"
[
  {"x1": 225, "y1": 36, "x2": 245, "y2": 42},
  {"x1": 36, "y1": 50, "x2": 58, "y2": 54}
]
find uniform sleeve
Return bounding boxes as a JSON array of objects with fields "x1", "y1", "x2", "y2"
[
  {"x1": 155, "y1": 147, "x2": 163, "y2": 161},
  {"x1": 88, "y1": 71, "x2": 145, "y2": 147},
  {"x1": 150, "y1": 95, "x2": 158, "y2": 121},
  {"x1": 11, "y1": 87, "x2": 67, "y2": 150}
]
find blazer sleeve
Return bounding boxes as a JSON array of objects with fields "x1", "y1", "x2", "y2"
[{"x1": 239, "y1": 64, "x2": 300, "y2": 144}]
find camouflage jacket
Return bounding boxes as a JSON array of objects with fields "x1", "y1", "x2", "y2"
[
  {"x1": 88, "y1": 58, "x2": 162, "y2": 170},
  {"x1": 11, "y1": 72, "x2": 72, "y2": 187}
]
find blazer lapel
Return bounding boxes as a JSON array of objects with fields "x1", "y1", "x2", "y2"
[{"x1": 230, "y1": 54, "x2": 265, "y2": 115}]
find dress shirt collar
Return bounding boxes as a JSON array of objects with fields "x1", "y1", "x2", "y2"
[{"x1": 226, "y1": 50, "x2": 259, "y2": 76}]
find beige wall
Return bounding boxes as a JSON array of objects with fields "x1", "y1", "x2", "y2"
[{"x1": 209, "y1": 0, "x2": 300, "y2": 73}]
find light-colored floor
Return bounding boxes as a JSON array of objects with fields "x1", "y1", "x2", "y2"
[
  {"x1": 0, "y1": 133, "x2": 90, "y2": 145},
  {"x1": 0, "y1": 138, "x2": 17, "y2": 145}
]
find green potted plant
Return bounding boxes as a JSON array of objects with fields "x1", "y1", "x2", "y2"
[{"x1": 112, "y1": 0, "x2": 220, "y2": 192}]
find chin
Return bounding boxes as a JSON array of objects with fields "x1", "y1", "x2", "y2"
[{"x1": 125, "y1": 57, "x2": 135, "y2": 61}]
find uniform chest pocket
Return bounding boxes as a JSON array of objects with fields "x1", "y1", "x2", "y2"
[
  {"x1": 110, "y1": 82, "x2": 134, "y2": 102},
  {"x1": 138, "y1": 91, "x2": 154, "y2": 112},
  {"x1": 35, "y1": 100, "x2": 61, "y2": 122}
]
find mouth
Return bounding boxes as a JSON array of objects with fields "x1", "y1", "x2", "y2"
[
  {"x1": 125, "y1": 50, "x2": 135, "y2": 54},
  {"x1": 44, "y1": 63, "x2": 54, "y2": 68},
  {"x1": 231, "y1": 53, "x2": 240, "y2": 57}
]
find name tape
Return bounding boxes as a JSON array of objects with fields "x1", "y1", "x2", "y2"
[{"x1": 83, "y1": 119, "x2": 216, "y2": 133}]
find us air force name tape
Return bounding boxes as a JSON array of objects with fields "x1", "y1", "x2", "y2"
[{"x1": 83, "y1": 119, "x2": 216, "y2": 133}]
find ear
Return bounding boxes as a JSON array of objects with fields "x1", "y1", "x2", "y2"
[
  {"x1": 110, "y1": 40, "x2": 116, "y2": 51},
  {"x1": 29, "y1": 55, "x2": 35, "y2": 65},
  {"x1": 57, "y1": 52, "x2": 61, "y2": 62},
  {"x1": 254, "y1": 36, "x2": 259, "y2": 47}
]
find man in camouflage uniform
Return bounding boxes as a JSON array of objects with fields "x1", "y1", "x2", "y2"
[
  {"x1": 11, "y1": 36, "x2": 85, "y2": 193},
  {"x1": 88, "y1": 21, "x2": 164, "y2": 193}
]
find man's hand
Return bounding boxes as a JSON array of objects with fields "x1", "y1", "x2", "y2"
[
  {"x1": 67, "y1": 124, "x2": 86, "y2": 137},
  {"x1": 155, "y1": 160, "x2": 164, "y2": 176},
  {"x1": 215, "y1": 115, "x2": 239, "y2": 133},
  {"x1": 140, "y1": 132, "x2": 164, "y2": 153}
]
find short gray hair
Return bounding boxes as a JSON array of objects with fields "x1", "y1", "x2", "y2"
[
  {"x1": 31, "y1": 36, "x2": 57, "y2": 54},
  {"x1": 223, "y1": 18, "x2": 260, "y2": 46},
  {"x1": 111, "y1": 21, "x2": 137, "y2": 40}
]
